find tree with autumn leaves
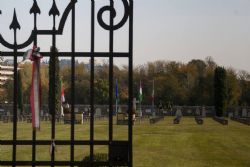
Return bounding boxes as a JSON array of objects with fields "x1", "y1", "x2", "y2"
[{"x1": 1, "y1": 57, "x2": 249, "y2": 108}]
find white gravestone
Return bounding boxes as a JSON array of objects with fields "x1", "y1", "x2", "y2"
[
  {"x1": 145, "y1": 109, "x2": 151, "y2": 114},
  {"x1": 242, "y1": 108, "x2": 247, "y2": 117},
  {"x1": 175, "y1": 108, "x2": 182, "y2": 117},
  {"x1": 95, "y1": 108, "x2": 102, "y2": 117},
  {"x1": 195, "y1": 107, "x2": 200, "y2": 116},
  {"x1": 74, "y1": 108, "x2": 78, "y2": 113}
]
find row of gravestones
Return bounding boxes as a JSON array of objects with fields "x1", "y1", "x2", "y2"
[
  {"x1": 230, "y1": 108, "x2": 250, "y2": 125},
  {"x1": 232, "y1": 108, "x2": 250, "y2": 118},
  {"x1": 172, "y1": 107, "x2": 250, "y2": 126},
  {"x1": 173, "y1": 108, "x2": 204, "y2": 125},
  {"x1": 142, "y1": 106, "x2": 211, "y2": 117},
  {"x1": 155, "y1": 106, "x2": 250, "y2": 118},
  {"x1": 1, "y1": 104, "x2": 250, "y2": 120},
  {"x1": 0, "y1": 105, "x2": 126, "y2": 123}
]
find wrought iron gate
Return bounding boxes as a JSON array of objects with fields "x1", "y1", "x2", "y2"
[{"x1": 0, "y1": 0, "x2": 133, "y2": 166}]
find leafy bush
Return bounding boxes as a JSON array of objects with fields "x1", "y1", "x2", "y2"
[{"x1": 79, "y1": 153, "x2": 108, "y2": 167}]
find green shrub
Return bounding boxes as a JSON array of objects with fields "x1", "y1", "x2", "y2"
[{"x1": 79, "y1": 153, "x2": 108, "y2": 167}]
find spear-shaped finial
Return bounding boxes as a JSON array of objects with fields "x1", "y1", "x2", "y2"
[
  {"x1": 9, "y1": 9, "x2": 21, "y2": 30},
  {"x1": 30, "y1": 0, "x2": 41, "y2": 15},
  {"x1": 30, "y1": 0, "x2": 41, "y2": 30},
  {"x1": 49, "y1": 0, "x2": 60, "y2": 16}
]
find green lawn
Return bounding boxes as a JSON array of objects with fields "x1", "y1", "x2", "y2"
[{"x1": 1, "y1": 117, "x2": 250, "y2": 167}]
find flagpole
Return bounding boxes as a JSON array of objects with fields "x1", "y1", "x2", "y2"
[
  {"x1": 152, "y1": 79, "x2": 155, "y2": 116},
  {"x1": 139, "y1": 80, "x2": 142, "y2": 119},
  {"x1": 115, "y1": 79, "x2": 118, "y2": 115},
  {"x1": 140, "y1": 97, "x2": 141, "y2": 115},
  {"x1": 139, "y1": 96, "x2": 142, "y2": 123},
  {"x1": 115, "y1": 94, "x2": 118, "y2": 125},
  {"x1": 116, "y1": 99, "x2": 118, "y2": 115}
]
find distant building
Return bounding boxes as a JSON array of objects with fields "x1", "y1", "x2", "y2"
[
  {"x1": 84, "y1": 59, "x2": 103, "y2": 72},
  {"x1": 0, "y1": 64, "x2": 14, "y2": 85},
  {"x1": 59, "y1": 59, "x2": 103, "y2": 72},
  {"x1": 0, "y1": 57, "x2": 20, "y2": 86},
  {"x1": 60, "y1": 59, "x2": 74, "y2": 68},
  {"x1": 3, "y1": 59, "x2": 14, "y2": 66}
]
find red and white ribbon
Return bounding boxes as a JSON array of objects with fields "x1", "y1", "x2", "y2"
[
  {"x1": 61, "y1": 82, "x2": 65, "y2": 117},
  {"x1": 24, "y1": 46, "x2": 43, "y2": 129}
]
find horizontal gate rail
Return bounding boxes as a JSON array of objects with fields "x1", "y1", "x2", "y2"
[
  {"x1": 1, "y1": 161, "x2": 129, "y2": 166},
  {"x1": 1, "y1": 52, "x2": 130, "y2": 57},
  {"x1": 1, "y1": 140, "x2": 129, "y2": 145}
]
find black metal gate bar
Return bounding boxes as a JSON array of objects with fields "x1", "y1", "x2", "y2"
[
  {"x1": 128, "y1": 1, "x2": 134, "y2": 166},
  {"x1": 32, "y1": 7, "x2": 38, "y2": 166},
  {"x1": 90, "y1": 0, "x2": 95, "y2": 165},
  {"x1": 0, "y1": 0, "x2": 133, "y2": 166},
  {"x1": 70, "y1": 0, "x2": 76, "y2": 166},
  {"x1": 50, "y1": 0, "x2": 58, "y2": 165},
  {"x1": 12, "y1": 13, "x2": 18, "y2": 167},
  {"x1": 109, "y1": 0, "x2": 114, "y2": 165}
]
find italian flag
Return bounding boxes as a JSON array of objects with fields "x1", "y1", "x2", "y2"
[
  {"x1": 139, "y1": 80, "x2": 142, "y2": 102},
  {"x1": 151, "y1": 80, "x2": 155, "y2": 102},
  {"x1": 61, "y1": 80, "x2": 65, "y2": 116},
  {"x1": 61, "y1": 81, "x2": 65, "y2": 103}
]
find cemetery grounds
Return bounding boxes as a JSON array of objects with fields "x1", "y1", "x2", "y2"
[{"x1": 1, "y1": 117, "x2": 250, "y2": 167}]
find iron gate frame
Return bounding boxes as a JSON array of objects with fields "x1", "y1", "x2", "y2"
[{"x1": 0, "y1": 0, "x2": 133, "y2": 166}]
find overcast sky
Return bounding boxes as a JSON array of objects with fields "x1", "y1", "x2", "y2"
[{"x1": 0, "y1": 0, "x2": 250, "y2": 72}]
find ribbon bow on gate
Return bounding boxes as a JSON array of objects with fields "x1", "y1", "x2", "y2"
[{"x1": 23, "y1": 46, "x2": 43, "y2": 130}]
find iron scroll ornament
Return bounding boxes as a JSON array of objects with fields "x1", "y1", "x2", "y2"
[
  {"x1": 97, "y1": 0, "x2": 130, "y2": 31},
  {"x1": 0, "y1": 0, "x2": 131, "y2": 50},
  {"x1": 0, "y1": 0, "x2": 77, "y2": 50}
]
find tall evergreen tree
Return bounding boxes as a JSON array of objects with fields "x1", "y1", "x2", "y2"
[
  {"x1": 214, "y1": 66, "x2": 227, "y2": 117},
  {"x1": 49, "y1": 47, "x2": 61, "y2": 115}
]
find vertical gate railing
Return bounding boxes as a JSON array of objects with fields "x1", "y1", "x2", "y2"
[{"x1": 0, "y1": 0, "x2": 133, "y2": 166}]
